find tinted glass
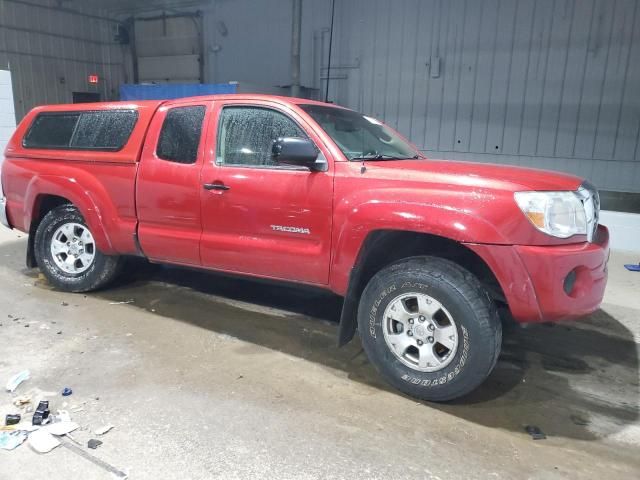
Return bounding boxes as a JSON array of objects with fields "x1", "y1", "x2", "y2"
[
  {"x1": 23, "y1": 110, "x2": 138, "y2": 150},
  {"x1": 71, "y1": 110, "x2": 137, "y2": 150},
  {"x1": 23, "y1": 113, "x2": 80, "y2": 148},
  {"x1": 217, "y1": 106, "x2": 306, "y2": 166},
  {"x1": 157, "y1": 106, "x2": 206, "y2": 164},
  {"x1": 300, "y1": 104, "x2": 419, "y2": 161}
]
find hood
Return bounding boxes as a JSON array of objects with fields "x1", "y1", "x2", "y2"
[{"x1": 361, "y1": 158, "x2": 585, "y2": 193}]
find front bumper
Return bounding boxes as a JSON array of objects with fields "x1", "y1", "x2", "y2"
[
  {"x1": 0, "y1": 196, "x2": 10, "y2": 229},
  {"x1": 466, "y1": 225, "x2": 610, "y2": 323}
]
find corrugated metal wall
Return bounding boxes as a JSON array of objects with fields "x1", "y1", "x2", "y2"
[
  {"x1": 1, "y1": 0, "x2": 638, "y2": 193},
  {"x1": 326, "y1": 0, "x2": 640, "y2": 193},
  {"x1": 0, "y1": 0, "x2": 126, "y2": 119}
]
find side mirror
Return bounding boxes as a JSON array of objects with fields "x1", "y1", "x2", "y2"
[{"x1": 272, "y1": 137, "x2": 325, "y2": 171}]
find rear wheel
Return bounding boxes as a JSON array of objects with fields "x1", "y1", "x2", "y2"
[
  {"x1": 34, "y1": 205, "x2": 122, "y2": 292},
  {"x1": 357, "y1": 256, "x2": 501, "y2": 402}
]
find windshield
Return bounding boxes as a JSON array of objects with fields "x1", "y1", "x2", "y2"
[{"x1": 300, "y1": 104, "x2": 422, "y2": 161}]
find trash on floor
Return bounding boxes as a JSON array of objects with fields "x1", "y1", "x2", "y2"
[
  {"x1": 29, "y1": 429, "x2": 60, "y2": 453},
  {"x1": 109, "y1": 300, "x2": 135, "y2": 305},
  {"x1": 0, "y1": 430, "x2": 28, "y2": 450},
  {"x1": 94, "y1": 424, "x2": 114, "y2": 436},
  {"x1": 49, "y1": 410, "x2": 71, "y2": 423},
  {"x1": 624, "y1": 263, "x2": 640, "y2": 272},
  {"x1": 524, "y1": 425, "x2": 547, "y2": 440},
  {"x1": 13, "y1": 395, "x2": 31, "y2": 407},
  {"x1": 6, "y1": 370, "x2": 30, "y2": 392},
  {"x1": 87, "y1": 438, "x2": 102, "y2": 449},
  {"x1": 5, "y1": 414, "x2": 21, "y2": 426},
  {"x1": 44, "y1": 421, "x2": 79, "y2": 436},
  {"x1": 32, "y1": 400, "x2": 50, "y2": 426},
  {"x1": 1, "y1": 370, "x2": 116, "y2": 458}
]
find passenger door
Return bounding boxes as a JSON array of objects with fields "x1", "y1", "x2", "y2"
[
  {"x1": 199, "y1": 101, "x2": 334, "y2": 285},
  {"x1": 136, "y1": 100, "x2": 210, "y2": 265}
]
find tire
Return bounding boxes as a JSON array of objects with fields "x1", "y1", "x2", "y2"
[
  {"x1": 34, "y1": 204, "x2": 123, "y2": 292},
  {"x1": 357, "y1": 256, "x2": 501, "y2": 402}
]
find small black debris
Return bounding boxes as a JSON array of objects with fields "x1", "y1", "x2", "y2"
[
  {"x1": 57, "y1": 331, "x2": 62, "y2": 335},
  {"x1": 24, "y1": 324, "x2": 29, "y2": 328},
  {"x1": 62, "y1": 387, "x2": 73, "y2": 396},
  {"x1": 61, "y1": 302, "x2": 69, "y2": 307},
  {"x1": 32, "y1": 400, "x2": 50, "y2": 426},
  {"x1": 87, "y1": 439, "x2": 102, "y2": 449},
  {"x1": 5, "y1": 414, "x2": 21, "y2": 426},
  {"x1": 524, "y1": 425, "x2": 546, "y2": 440}
]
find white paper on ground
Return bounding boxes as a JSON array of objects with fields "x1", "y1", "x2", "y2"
[
  {"x1": 44, "y1": 421, "x2": 79, "y2": 436},
  {"x1": 29, "y1": 429, "x2": 60, "y2": 453},
  {"x1": 95, "y1": 424, "x2": 114, "y2": 435}
]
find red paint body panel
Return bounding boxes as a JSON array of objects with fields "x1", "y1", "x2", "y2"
[
  {"x1": 136, "y1": 99, "x2": 212, "y2": 265},
  {"x1": 199, "y1": 99, "x2": 334, "y2": 284},
  {"x1": 1, "y1": 94, "x2": 609, "y2": 325},
  {"x1": 467, "y1": 226, "x2": 610, "y2": 322},
  {"x1": 2, "y1": 159, "x2": 139, "y2": 254}
]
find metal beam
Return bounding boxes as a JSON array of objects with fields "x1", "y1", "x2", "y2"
[
  {"x1": 0, "y1": 22, "x2": 117, "y2": 46},
  {"x1": 3, "y1": 0, "x2": 120, "y2": 24},
  {"x1": 290, "y1": 0, "x2": 302, "y2": 98}
]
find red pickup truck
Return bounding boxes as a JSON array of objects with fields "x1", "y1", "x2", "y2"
[{"x1": 1, "y1": 94, "x2": 609, "y2": 401}]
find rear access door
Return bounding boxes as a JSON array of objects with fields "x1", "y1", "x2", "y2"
[{"x1": 136, "y1": 99, "x2": 211, "y2": 265}]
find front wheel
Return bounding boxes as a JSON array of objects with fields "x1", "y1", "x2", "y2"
[
  {"x1": 357, "y1": 256, "x2": 501, "y2": 402},
  {"x1": 34, "y1": 205, "x2": 122, "y2": 292}
]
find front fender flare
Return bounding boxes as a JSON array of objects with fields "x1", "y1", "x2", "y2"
[
  {"x1": 330, "y1": 196, "x2": 509, "y2": 295},
  {"x1": 331, "y1": 194, "x2": 510, "y2": 347}
]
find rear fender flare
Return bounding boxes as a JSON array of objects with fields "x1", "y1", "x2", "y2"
[{"x1": 24, "y1": 175, "x2": 114, "y2": 253}]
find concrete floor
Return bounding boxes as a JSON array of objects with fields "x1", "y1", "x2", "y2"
[{"x1": 0, "y1": 227, "x2": 638, "y2": 479}]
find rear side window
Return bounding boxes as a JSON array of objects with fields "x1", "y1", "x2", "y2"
[
  {"x1": 23, "y1": 110, "x2": 138, "y2": 151},
  {"x1": 72, "y1": 111, "x2": 138, "y2": 149},
  {"x1": 156, "y1": 106, "x2": 206, "y2": 164},
  {"x1": 23, "y1": 113, "x2": 80, "y2": 149}
]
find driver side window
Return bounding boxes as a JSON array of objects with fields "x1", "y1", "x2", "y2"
[{"x1": 216, "y1": 106, "x2": 307, "y2": 167}]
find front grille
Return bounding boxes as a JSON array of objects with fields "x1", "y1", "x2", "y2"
[{"x1": 578, "y1": 181, "x2": 599, "y2": 242}]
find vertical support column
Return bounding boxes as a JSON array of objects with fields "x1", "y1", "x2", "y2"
[{"x1": 291, "y1": 0, "x2": 302, "y2": 98}]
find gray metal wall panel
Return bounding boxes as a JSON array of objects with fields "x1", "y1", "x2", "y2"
[
  {"x1": 0, "y1": 0, "x2": 125, "y2": 120},
  {"x1": 316, "y1": 0, "x2": 640, "y2": 193},
  {"x1": 2, "y1": 0, "x2": 638, "y2": 193}
]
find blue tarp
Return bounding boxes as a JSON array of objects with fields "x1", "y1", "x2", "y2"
[{"x1": 119, "y1": 83, "x2": 237, "y2": 100}]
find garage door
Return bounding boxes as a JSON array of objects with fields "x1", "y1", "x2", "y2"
[{"x1": 135, "y1": 16, "x2": 201, "y2": 83}]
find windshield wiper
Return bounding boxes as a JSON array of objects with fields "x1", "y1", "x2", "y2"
[{"x1": 350, "y1": 153, "x2": 421, "y2": 161}]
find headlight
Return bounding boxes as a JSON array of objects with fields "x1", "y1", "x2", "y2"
[{"x1": 514, "y1": 191, "x2": 587, "y2": 238}]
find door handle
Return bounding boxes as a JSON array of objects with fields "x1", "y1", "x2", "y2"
[{"x1": 203, "y1": 182, "x2": 230, "y2": 191}]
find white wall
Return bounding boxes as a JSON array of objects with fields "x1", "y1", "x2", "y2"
[
  {"x1": 0, "y1": 69, "x2": 16, "y2": 165},
  {"x1": 0, "y1": 69, "x2": 16, "y2": 200},
  {"x1": 600, "y1": 211, "x2": 640, "y2": 253}
]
